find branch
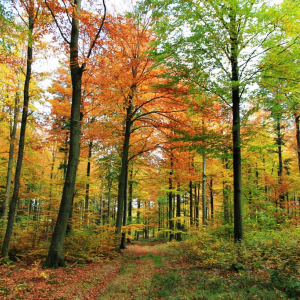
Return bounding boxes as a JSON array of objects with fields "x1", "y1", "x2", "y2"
[
  {"x1": 130, "y1": 95, "x2": 166, "y2": 117},
  {"x1": 87, "y1": 0, "x2": 107, "y2": 59},
  {"x1": 277, "y1": 36, "x2": 298, "y2": 55},
  {"x1": 14, "y1": 5, "x2": 28, "y2": 26},
  {"x1": 187, "y1": 76, "x2": 232, "y2": 108},
  {"x1": 61, "y1": 0, "x2": 72, "y2": 25},
  {"x1": 132, "y1": 109, "x2": 186, "y2": 123},
  {"x1": 44, "y1": 0, "x2": 70, "y2": 44}
]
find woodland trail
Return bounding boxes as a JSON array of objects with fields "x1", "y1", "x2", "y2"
[
  {"x1": 0, "y1": 240, "x2": 175, "y2": 300},
  {"x1": 0, "y1": 240, "x2": 290, "y2": 299},
  {"x1": 96, "y1": 241, "x2": 171, "y2": 300}
]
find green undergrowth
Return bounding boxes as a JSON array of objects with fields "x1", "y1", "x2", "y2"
[
  {"x1": 166, "y1": 226, "x2": 300, "y2": 299},
  {"x1": 150, "y1": 267, "x2": 287, "y2": 299}
]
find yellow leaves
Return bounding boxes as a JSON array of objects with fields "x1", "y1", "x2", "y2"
[{"x1": 122, "y1": 224, "x2": 146, "y2": 233}]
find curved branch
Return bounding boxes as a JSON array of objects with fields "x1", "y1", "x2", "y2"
[
  {"x1": 44, "y1": 0, "x2": 70, "y2": 44},
  {"x1": 87, "y1": 0, "x2": 107, "y2": 59},
  {"x1": 61, "y1": 0, "x2": 72, "y2": 25}
]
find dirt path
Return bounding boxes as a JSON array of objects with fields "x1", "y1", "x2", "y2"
[
  {"x1": 0, "y1": 241, "x2": 290, "y2": 299},
  {"x1": 96, "y1": 242, "x2": 167, "y2": 300},
  {"x1": 0, "y1": 241, "x2": 169, "y2": 300}
]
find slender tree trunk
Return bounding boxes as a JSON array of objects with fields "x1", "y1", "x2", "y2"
[
  {"x1": 194, "y1": 183, "x2": 199, "y2": 227},
  {"x1": 43, "y1": 0, "x2": 83, "y2": 267},
  {"x1": 116, "y1": 103, "x2": 132, "y2": 246},
  {"x1": 223, "y1": 154, "x2": 230, "y2": 224},
  {"x1": 46, "y1": 149, "x2": 55, "y2": 236},
  {"x1": 158, "y1": 201, "x2": 161, "y2": 232},
  {"x1": 169, "y1": 158, "x2": 174, "y2": 241},
  {"x1": 230, "y1": 12, "x2": 243, "y2": 241},
  {"x1": 210, "y1": 178, "x2": 214, "y2": 219},
  {"x1": 3, "y1": 94, "x2": 19, "y2": 219},
  {"x1": 128, "y1": 168, "x2": 133, "y2": 235},
  {"x1": 296, "y1": 115, "x2": 300, "y2": 173},
  {"x1": 202, "y1": 153, "x2": 207, "y2": 225},
  {"x1": 107, "y1": 178, "x2": 112, "y2": 223},
  {"x1": 84, "y1": 141, "x2": 93, "y2": 227},
  {"x1": 277, "y1": 117, "x2": 284, "y2": 209},
  {"x1": 189, "y1": 180, "x2": 193, "y2": 226},
  {"x1": 136, "y1": 198, "x2": 140, "y2": 241},
  {"x1": 100, "y1": 180, "x2": 104, "y2": 225},
  {"x1": 176, "y1": 183, "x2": 181, "y2": 241},
  {"x1": 120, "y1": 164, "x2": 128, "y2": 249},
  {"x1": 1, "y1": 11, "x2": 34, "y2": 260}
]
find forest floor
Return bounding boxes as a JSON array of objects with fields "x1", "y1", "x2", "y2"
[{"x1": 0, "y1": 238, "x2": 293, "y2": 300}]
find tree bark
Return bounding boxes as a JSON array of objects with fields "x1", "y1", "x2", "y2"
[
  {"x1": 84, "y1": 141, "x2": 93, "y2": 227},
  {"x1": 169, "y1": 157, "x2": 174, "y2": 241},
  {"x1": 277, "y1": 117, "x2": 284, "y2": 209},
  {"x1": 202, "y1": 153, "x2": 207, "y2": 225},
  {"x1": 296, "y1": 115, "x2": 300, "y2": 173},
  {"x1": 176, "y1": 183, "x2": 181, "y2": 241},
  {"x1": 120, "y1": 164, "x2": 128, "y2": 249},
  {"x1": 128, "y1": 168, "x2": 133, "y2": 235},
  {"x1": 210, "y1": 178, "x2": 214, "y2": 219},
  {"x1": 3, "y1": 93, "x2": 19, "y2": 219},
  {"x1": 136, "y1": 198, "x2": 140, "y2": 241},
  {"x1": 230, "y1": 11, "x2": 243, "y2": 242},
  {"x1": 116, "y1": 103, "x2": 132, "y2": 247},
  {"x1": 189, "y1": 180, "x2": 193, "y2": 226},
  {"x1": 43, "y1": 0, "x2": 83, "y2": 268},
  {"x1": 1, "y1": 10, "x2": 34, "y2": 260}
]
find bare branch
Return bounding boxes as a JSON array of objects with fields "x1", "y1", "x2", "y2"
[
  {"x1": 61, "y1": 0, "x2": 72, "y2": 25},
  {"x1": 14, "y1": 5, "x2": 28, "y2": 26},
  {"x1": 86, "y1": 0, "x2": 107, "y2": 59},
  {"x1": 44, "y1": 0, "x2": 70, "y2": 44}
]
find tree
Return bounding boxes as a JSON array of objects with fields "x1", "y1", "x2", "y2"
[
  {"x1": 1, "y1": 0, "x2": 41, "y2": 261},
  {"x1": 43, "y1": 0, "x2": 106, "y2": 268},
  {"x1": 139, "y1": 0, "x2": 296, "y2": 241}
]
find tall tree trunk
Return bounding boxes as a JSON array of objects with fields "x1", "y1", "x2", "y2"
[
  {"x1": 189, "y1": 180, "x2": 193, "y2": 226},
  {"x1": 115, "y1": 103, "x2": 132, "y2": 246},
  {"x1": 84, "y1": 141, "x2": 93, "y2": 227},
  {"x1": 46, "y1": 149, "x2": 56, "y2": 236},
  {"x1": 223, "y1": 154, "x2": 230, "y2": 224},
  {"x1": 277, "y1": 117, "x2": 284, "y2": 209},
  {"x1": 107, "y1": 177, "x2": 112, "y2": 223},
  {"x1": 43, "y1": 0, "x2": 106, "y2": 268},
  {"x1": 230, "y1": 12, "x2": 243, "y2": 241},
  {"x1": 296, "y1": 115, "x2": 300, "y2": 173},
  {"x1": 128, "y1": 168, "x2": 133, "y2": 235},
  {"x1": 210, "y1": 178, "x2": 214, "y2": 219},
  {"x1": 194, "y1": 182, "x2": 199, "y2": 227},
  {"x1": 158, "y1": 201, "x2": 161, "y2": 232},
  {"x1": 176, "y1": 183, "x2": 181, "y2": 241},
  {"x1": 202, "y1": 153, "x2": 207, "y2": 225},
  {"x1": 136, "y1": 198, "x2": 140, "y2": 241},
  {"x1": 1, "y1": 10, "x2": 35, "y2": 260},
  {"x1": 43, "y1": 0, "x2": 83, "y2": 268},
  {"x1": 120, "y1": 165, "x2": 128, "y2": 249},
  {"x1": 3, "y1": 93, "x2": 19, "y2": 219},
  {"x1": 169, "y1": 158, "x2": 174, "y2": 241}
]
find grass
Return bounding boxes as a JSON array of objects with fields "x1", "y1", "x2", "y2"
[
  {"x1": 1, "y1": 230, "x2": 300, "y2": 299},
  {"x1": 101, "y1": 231, "x2": 300, "y2": 299},
  {"x1": 99, "y1": 236, "x2": 291, "y2": 299},
  {"x1": 150, "y1": 267, "x2": 288, "y2": 299}
]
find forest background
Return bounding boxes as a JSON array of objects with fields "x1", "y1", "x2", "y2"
[{"x1": 1, "y1": 0, "x2": 300, "y2": 298}]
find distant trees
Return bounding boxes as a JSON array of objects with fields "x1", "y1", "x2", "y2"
[{"x1": 139, "y1": 0, "x2": 299, "y2": 241}]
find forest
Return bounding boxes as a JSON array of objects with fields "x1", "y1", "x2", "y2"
[{"x1": 1, "y1": 0, "x2": 300, "y2": 299}]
